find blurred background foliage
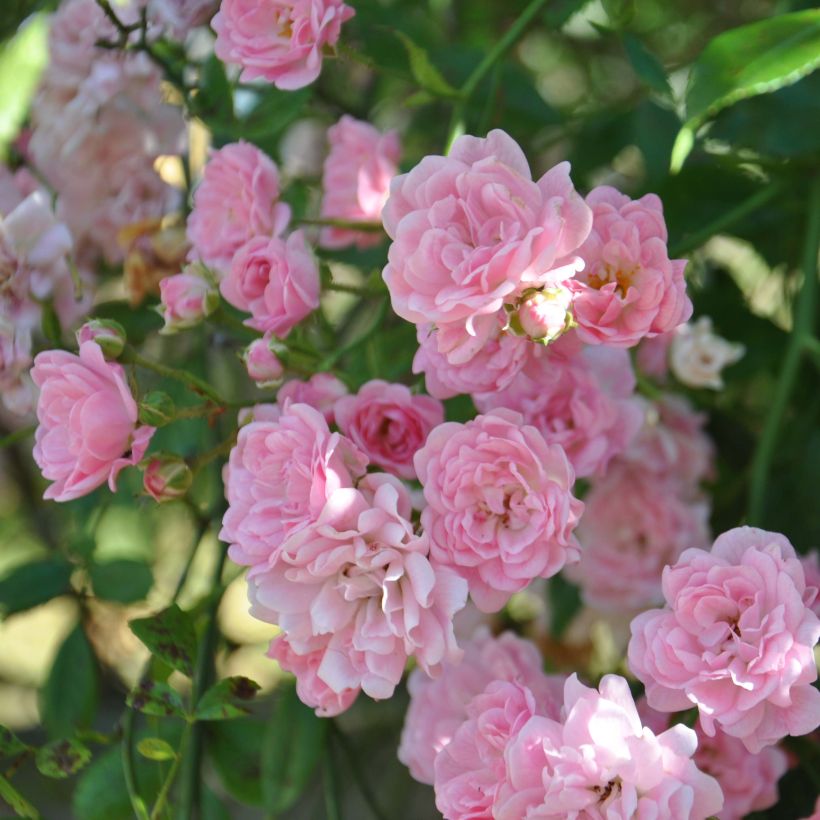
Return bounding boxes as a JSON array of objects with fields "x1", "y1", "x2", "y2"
[{"x1": 0, "y1": 0, "x2": 819, "y2": 817}]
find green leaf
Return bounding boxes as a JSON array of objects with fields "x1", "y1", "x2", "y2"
[
  {"x1": 623, "y1": 33, "x2": 672, "y2": 97},
  {"x1": 72, "y1": 747, "x2": 133, "y2": 820},
  {"x1": 126, "y1": 679, "x2": 187, "y2": 719},
  {"x1": 41, "y1": 624, "x2": 99, "y2": 739},
  {"x1": 686, "y1": 9, "x2": 820, "y2": 128},
  {"x1": 194, "y1": 676, "x2": 261, "y2": 721},
  {"x1": 90, "y1": 560, "x2": 153, "y2": 604},
  {"x1": 0, "y1": 560, "x2": 73, "y2": 618},
  {"x1": 549, "y1": 573, "x2": 582, "y2": 639},
  {"x1": 136, "y1": 737, "x2": 176, "y2": 762},
  {"x1": 39, "y1": 300, "x2": 62, "y2": 345},
  {"x1": 0, "y1": 773, "x2": 38, "y2": 819},
  {"x1": 208, "y1": 718, "x2": 266, "y2": 807},
  {"x1": 0, "y1": 726, "x2": 27, "y2": 758},
  {"x1": 395, "y1": 32, "x2": 459, "y2": 98},
  {"x1": 91, "y1": 301, "x2": 162, "y2": 346},
  {"x1": 34, "y1": 739, "x2": 92, "y2": 779},
  {"x1": 129, "y1": 604, "x2": 197, "y2": 677},
  {"x1": 261, "y1": 685, "x2": 327, "y2": 814}
]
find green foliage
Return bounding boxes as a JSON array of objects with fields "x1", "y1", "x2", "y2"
[
  {"x1": 89, "y1": 559, "x2": 153, "y2": 604},
  {"x1": 136, "y1": 737, "x2": 176, "y2": 762},
  {"x1": 0, "y1": 774, "x2": 38, "y2": 819},
  {"x1": 194, "y1": 676, "x2": 261, "y2": 721},
  {"x1": 34, "y1": 739, "x2": 92, "y2": 779},
  {"x1": 0, "y1": 726, "x2": 28, "y2": 758},
  {"x1": 0, "y1": 559, "x2": 73, "y2": 618},
  {"x1": 129, "y1": 604, "x2": 197, "y2": 677},
  {"x1": 126, "y1": 679, "x2": 187, "y2": 718}
]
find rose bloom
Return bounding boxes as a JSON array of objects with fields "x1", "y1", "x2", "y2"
[
  {"x1": 277, "y1": 373, "x2": 348, "y2": 424},
  {"x1": 0, "y1": 319, "x2": 33, "y2": 415},
  {"x1": 628, "y1": 526, "x2": 820, "y2": 753},
  {"x1": 570, "y1": 186, "x2": 692, "y2": 347},
  {"x1": 247, "y1": 476, "x2": 468, "y2": 705},
  {"x1": 801, "y1": 550, "x2": 820, "y2": 619},
  {"x1": 187, "y1": 141, "x2": 290, "y2": 271},
  {"x1": 220, "y1": 402, "x2": 367, "y2": 567},
  {"x1": 693, "y1": 726, "x2": 788, "y2": 820},
  {"x1": 158, "y1": 265, "x2": 218, "y2": 333},
  {"x1": 145, "y1": 0, "x2": 217, "y2": 37},
  {"x1": 220, "y1": 230, "x2": 320, "y2": 337},
  {"x1": 567, "y1": 465, "x2": 711, "y2": 612},
  {"x1": 636, "y1": 330, "x2": 673, "y2": 380},
  {"x1": 415, "y1": 409, "x2": 583, "y2": 613},
  {"x1": 213, "y1": 0, "x2": 355, "y2": 90},
  {"x1": 334, "y1": 380, "x2": 443, "y2": 479},
  {"x1": 31, "y1": 341, "x2": 155, "y2": 501},
  {"x1": 319, "y1": 116, "x2": 399, "y2": 249},
  {"x1": 243, "y1": 334, "x2": 284, "y2": 387},
  {"x1": 495, "y1": 674, "x2": 724, "y2": 820},
  {"x1": 670, "y1": 316, "x2": 745, "y2": 390},
  {"x1": 382, "y1": 129, "x2": 591, "y2": 330},
  {"x1": 414, "y1": 312, "x2": 531, "y2": 400},
  {"x1": 474, "y1": 336, "x2": 643, "y2": 479},
  {"x1": 399, "y1": 628, "x2": 562, "y2": 785}
]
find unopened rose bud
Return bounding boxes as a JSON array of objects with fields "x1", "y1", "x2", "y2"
[
  {"x1": 158, "y1": 264, "x2": 219, "y2": 334},
  {"x1": 243, "y1": 334, "x2": 285, "y2": 388},
  {"x1": 670, "y1": 316, "x2": 745, "y2": 390},
  {"x1": 138, "y1": 391, "x2": 176, "y2": 427},
  {"x1": 142, "y1": 453, "x2": 192, "y2": 502},
  {"x1": 76, "y1": 318, "x2": 126, "y2": 359},
  {"x1": 516, "y1": 287, "x2": 573, "y2": 343}
]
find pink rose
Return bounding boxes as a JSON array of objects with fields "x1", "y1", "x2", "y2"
[
  {"x1": 399, "y1": 628, "x2": 562, "y2": 785},
  {"x1": 145, "y1": 0, "x2": 217, "y2": 37},
  {"x1": 515, "y1": 285, "x2": 574, "y2": 342},
  {"x1": 415, "y1": 409, "x2": 583, "y2": 612},
  {"x1": 319, "y1": 115, "x2": 399, "y2": 249},
  {"x1": 382, "y1": 130, "x2": 591, "y2": 330},
  {"x1": 335, "y1": 380, "x2": 443, "y2": 479},
  {"x1": 0, "y1": 319, "x2": 33, "y2": 415},
  {"x1": 277, "y1": 372, "x2": 348, "y2": 423},
  {"x1": 801, "y1": 550, "x2": 820, "y2": 619},
  {"x1": 567, "y1": 465, "x2": 711, "y2": 612},
  {"x1": 636, "y1": 330, "x2": 673, "y2": 379},
  {"x1": 414, "y1": 312, "x2": 531, "y2": 400},
  {"x1": 570, "y1": 186, "x2": 692, "y2": 347},
  {"x1": 474, "y1": 337, "x2": 643, "y2": 479},
  {"x1": 495, "y1": 674, "x2": 724, "y2": 820},
  {"x1": 247, "y1": 476, "x2": 468, "y2": 705},
  {"x1": 158, "y1": 265, "x2": 219, "y2": 333},
  {"x1": 187, "y1": 141, "x2": 290, "y2": 271},
  {"x1": 213, "y1": 0, "x2": 355, "y2": 90},
  {"x1": 220, "y1": 402, "x2": 367, "y2": 566},
  {"x1": 220, "y1": 230, "x2": 319, "y2": 337},
  {"x1": 693, "y1": 726, "x2": 788, "y2": 820},
  {"x1": 268, "y1": 633, "x2": 358, "y2": 717},
  {"x1": 628, "y1": 526, "x2": 820, "y2": 752},
  {"x1": 243, "y1": 334, "x2": 284, "y2": 387},
  {"x1": 31, "y1": 341, "x2": 155, "y2": 501}
]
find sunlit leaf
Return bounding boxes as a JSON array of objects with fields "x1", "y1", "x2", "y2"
[{"x1": 129, "y1": 604, "x2": 197, "y2": 677}]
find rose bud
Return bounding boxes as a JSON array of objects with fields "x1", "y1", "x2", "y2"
[
  {"x1": 243, "y1": 334, "x2": 285, "y2": 388},
  {"x1": 75, "y1": 318, "x2": 127, "y2": 359},
  {"x1": 158, "y1": 264, "x2": 219, "y2": 334},
  {"x1": 516, "y1": 287, "x2": 573, "y2": 343},
  {"x1": 142, "y1": 453, "x2": 192, "y2": 502},
  {"x1": 138, "y1": 391, "x2": 176, "y2": 427}
]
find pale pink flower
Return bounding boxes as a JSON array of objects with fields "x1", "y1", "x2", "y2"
[
  {"x1": 0, "y1": 319, "x2": 33, "y2": 415},
  {"x1": 414, "y1": 312, "x2": 531, "y2": 400},
  {"x1": 277, "y1": 373, "x2": 348, "y2": 423},
  {"x1": 434, "y1": 680, "x2": 541, "y2": 820},
  {"x1": 670, "y1": 316, "x2": 745, "y2": 390},
  {"x1": 800, "y1": 551, "x2": 820, "y2": 619},
  {"x1": 399, "y1": 628, "x2": 562, "y2": 785},
  {"x1": 416, "y1": 409, "x2": 583, "y2": 612},
  {"x1": 248, "y1": 476, "x2": 468, "y2": 704},
  {"x1": 382, "y1": 130, "x2": 591, "y2": 330},
  {"x1": 570, "y1": 186, "x2": 692, "y2": 347},
  {"x1": 693, "y1": 726, "x2": 788, "y2": 820},
  {"x1": 243, "y1": 334, "x2": 284, "y2": 387},
  {"x1": 474, "y1": 337, "x2": 643, "y2": 479},
  {"x1": 75, "y1": 319, "x2": 126, "y2": 359},
  {"x1": 268, "y1": 632, "x2": 358, "y2": 717},
  {"x1": 158, "y1": 265, "x2": 219, "y2": 333},
  {"x1": 628, "y1": 527, "x2": 820, "y2": 753},
  {"x1": 221, "y1": 402, "x2": 367, "y2": 567},
  {"x1": 31, "y1": 341, "x2": 155, "y2": 501},
  {"x1": 335, "y1": 380, "x2": 443, "y2": 480},
  {"x1": 143, "y1": 0, "x2": 217, "y2": 37},
  {"x1": 213, "y1": 0, "x2": 355, "y2": 90},
  {"x1": 636, "y1": 330, "x2": 673, "y2": 380},
  {"x1": 187, "y1": 141, "x2": 290, "y2": 271},
  {"x1": 220, "y1": 231, "x2": 319, "y2": 337},
  {"x1": 515, "y1": 285, "x2": 574, "y2": 342},
  {"x1": 319, "y1": 116, "x2": 399, "y2": 249},
  {"x1": 495, "y1": 674, "x2": 724, "y2": 820}
]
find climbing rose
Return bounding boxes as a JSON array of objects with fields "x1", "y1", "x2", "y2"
[
  {"x1": 335, "y1": 380, "x2": 443, "y2": 479},
  {"x1": 158, "y1": 265, "x2": 218, "y2": 333},
  {"x1": 243, "y1": 334, "x2": 284, "y2": 387},
  {"x1": 31, "y1": 341, "x2": 155, "y2": 501},
  {"x1": 628, "y1": 526, "x2": 820, "y2": 753},
  {"x1": 213, "y1": 0, "x2": 355, "y2": 90},
  {"x1": 220, "y1": 230, "x2": 320, "y2": 337},
  {"x1": 399, "y1": 628, "x2": 562, "y2": 785},
  {"x1": 187, "y1": 141, "x2": 290, "y2": 271},
  {"x1": 669, "y1": 316, "x2": 745, "y2": 390},
  {"x1": 277, "y1": 373, "x2": 348, "y2": 424},
  {"x1": 570, "y1": 186, "x2": 692, "y2": 347},
  {"x1": 495, "y1": 674, "x2": 724, "y2": 820},
  {"x1": 319, "y1": 115, "x2": 400, "y2": 249},
  {"x1": 247, "y1": 475, "x2": 468, "y2": 705},
  {"x1": 382, "y1": 129, "x2": 591, "y2": 330},
  {"x1": 415, "y1": 409, "x2": 583, "y2": 612}
]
